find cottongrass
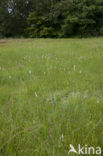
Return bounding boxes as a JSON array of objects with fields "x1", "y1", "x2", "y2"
[
  {"x1": 35, "y1": 92, "x2": 38, "y2": 97},
  {"x1": 29, "y1": 70, "x2": 32, "y2": 74},
  {"x1": 97, "y1": 99, "x2": 100, "y2": 104},
  {"x1": 0, "y1": 38, "x2": 103, "y2": 155},
  {"x1": 74, "y1": 65, "x2": 76, "y2": 71},
  {"x1": 9, "y1": 75, "x2": 12, "y2": 79},
  {"x1": 59, "y1": 134, "x2": 64, "y2": 140}
]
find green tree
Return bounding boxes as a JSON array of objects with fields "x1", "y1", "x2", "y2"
[
  {"x1": 0, "y1": 0, "x2": 103, "y2": 37},
  {"x1": 61, "y1": 0, "x2": 103, "y2": 37},
  {"x1": 0, "y1": 0, "x2": 9, "y2": 37},
  {"x1": 26, "y1": 0, "x2": 70, "y2": 38}
]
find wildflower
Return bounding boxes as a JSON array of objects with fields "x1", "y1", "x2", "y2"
[
  {"x1": 74, "y1": 65, "x2": 76, "y2": 71},
  {"x1": 79, "y1": 70, "x2": 82, "y2": 74},
  {"x1": 97, "y1": 99, "x2": 100, "y2": 104},
  {"x1": 60, "y1": 134, "x2": 64, "y2": 140},
  {"x1": 9, "y1": 75, "x2": 12, "y2": 79},
  {"x1": 29, "y1": 70, "x2": 32, "y2": 74},
  {"x1": 35, "y1": 92, "x2": 38, "y2": 97}
]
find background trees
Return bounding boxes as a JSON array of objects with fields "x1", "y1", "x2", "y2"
[
  {"x1": 62, "y1": 0, "x2": 103, "y2": 37},
  {"x1": 0, "y1": 0, "x2": 103, "y2": 38}
]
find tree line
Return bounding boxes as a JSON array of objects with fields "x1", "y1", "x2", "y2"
[{"x1": 0, "y1": 0, "x2": 103, "y2": 38}]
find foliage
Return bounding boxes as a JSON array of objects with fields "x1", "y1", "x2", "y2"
[
  {"x1": 61, "y1": 0, "x2": 103, "y2": 37},
  {"x1": 0, "y1": 0, "x2": 103, "y2": 37}
]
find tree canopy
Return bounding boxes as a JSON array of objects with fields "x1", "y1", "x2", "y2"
[{"x1": 0, "y1": 0, "x2": 103, "y2": 38}]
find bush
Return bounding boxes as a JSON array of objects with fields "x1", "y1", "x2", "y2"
[{"x1": 40, "y1": 27, "x2": 57, "y2": 38}]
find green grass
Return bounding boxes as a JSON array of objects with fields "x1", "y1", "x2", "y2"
[{"x1": 0, "y1": 38, "x2": 103, "y2": 156}]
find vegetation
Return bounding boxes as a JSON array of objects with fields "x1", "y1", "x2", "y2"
[
  {"x1": 0, "y1": 38, "x2": 103, "y2": 155},
  {"x1": 0, "y1": 0, "x2": 103, "y2": 38}
]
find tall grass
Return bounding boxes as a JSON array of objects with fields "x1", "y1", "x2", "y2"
[{"x1": 0, "y1": 38, "x2": 103, "y2": 156}]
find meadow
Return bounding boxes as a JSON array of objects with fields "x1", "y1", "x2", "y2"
[{"x1": 0, "y1": 38, "x2": 103, "y2": 156}]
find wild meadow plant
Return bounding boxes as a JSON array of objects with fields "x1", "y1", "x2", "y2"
[{"x1": 0, "y1": 38, "x2": 103, "y2": 155}]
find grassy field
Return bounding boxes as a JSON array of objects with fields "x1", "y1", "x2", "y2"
[{"x1": 0, "y1": 38, "x2": 103, "y2": 156}]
